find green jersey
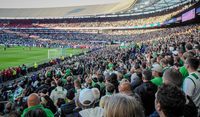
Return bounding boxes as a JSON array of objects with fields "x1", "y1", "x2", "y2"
[
  {"x1": 179, "y1": 66, "x2": 189, "y2": 79},
  {"x1": 21, "y1": 104, "x2": 54, "y2": 117}
]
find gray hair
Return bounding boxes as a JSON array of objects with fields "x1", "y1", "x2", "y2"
[{"x1": 104, "y1": 94, "x2": 145, "y2": 117}]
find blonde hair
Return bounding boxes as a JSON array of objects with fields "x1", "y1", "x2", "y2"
[
  {"x1": 104, "y1": 94, "x2": 144, "y2": 117},
  {"x1": 99, "y1": 95, "x2": 111, "y2": 108}
]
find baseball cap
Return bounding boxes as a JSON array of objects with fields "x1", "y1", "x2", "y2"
[
  {"x1": 152, "y1": 64, "x2": 162, "y2": 73},
  {"x1": 79, "y1": 89, "x2": 95, "y2": 106}
]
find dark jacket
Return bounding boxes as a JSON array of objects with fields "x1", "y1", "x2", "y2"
[{"x1": 134, "y1": 81, "x2": 157, "y2": 116}]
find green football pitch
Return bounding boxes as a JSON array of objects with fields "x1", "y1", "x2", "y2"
[{"x1": 0, "y1": 46, "x2": 87, "y2": 71}]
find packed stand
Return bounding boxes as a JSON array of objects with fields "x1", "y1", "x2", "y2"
[
  {"x1": 37, "y1": 5, "x2": 191, "y2": 28},
  {"x1": 0, "y1": 24, "x2": 200, "y2": 117}
]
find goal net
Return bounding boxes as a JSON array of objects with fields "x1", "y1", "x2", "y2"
[{"x1": 48, "y1": 48, "x2": 66, "y2": 59}]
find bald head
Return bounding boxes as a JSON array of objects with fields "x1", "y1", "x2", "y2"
[{"x1": 27, "y1": 93, "x2": 40, "y2": 107}]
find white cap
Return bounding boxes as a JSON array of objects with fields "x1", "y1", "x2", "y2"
[
  {"x1": 79, "y1": 89, "x2": 95, "y2": 106},
  {"x1": 152, "y1": 64, "x2": 162, "y2": 73}
]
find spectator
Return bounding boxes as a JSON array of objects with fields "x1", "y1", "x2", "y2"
[
  {"x1": 160, "y1": 58, "x2": 169, "y2": 73},
  {"x1": 105, "y1": 83, "x2": 116, "y2": 95},
  {"x1": 48, "y1": 81, "x2": 56, "y2": 95},
  {"x1": 78, "y1": 89, "x2": 104, "y2": 117},
  {"x1": 50, "y1": 79, "x2": 67, "y2": 104},
  {"x1": 163, "y1": 68, "x2": 198, "y2": 117},
  {"x1": 99, "y1": 95, "x2": 110, "y2": 108},
  {"x1": 183, "y1": 57, "x2": 200, "y2": 116},
  {"x1": 151, "y1": 64, "x2": 163, "y2": 86},
  {"x1": 64, "y1": 76, "x2": 74, "y2": 90},
  {"x1": 40, "y1": 95, "x2": 57, "y2": 114},
  {"x1": 118, "y1": 82, "x2": 135, "y2": 96},
  {"x1": 130, "y1": 65, "x2": 143, "y2": 90},
  {"x1": 24, "y1": 108, "x2": 47, "y2": 117},
  {"x1": 179, "y1": 51, "x2": 194, "y2": 79},
  {"x1": 106, "y1": 73, "x2": 119, "y2": 93},
  {"x1": 60, "y1": 89, "x2": 76, "y2": 116},
  {"x1": 155, "y1": 84, "x2": 186, "y2": 117},
  {"x1": 104, "y1": 94, "x2": 145, "y2": 117},
  {"x1": 91, "y1": 88, "x2": 100, "y2": 106},
  {"x1": 134, "y1": 70, "x2": 157, "y2": 116},
  {"x1": 74, "y1": 79, "x2": 82, "y2": 97},
  {"x1": 21, "y1": 93, "x2": 54, "y2": 117}
]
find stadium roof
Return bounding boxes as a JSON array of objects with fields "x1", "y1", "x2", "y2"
[
  {"x1": 0, "y1": 0, "x2": 192, "y2": 19},
  {"x1": 121, "y1": 0, "x2": 191, "y2": 14}
]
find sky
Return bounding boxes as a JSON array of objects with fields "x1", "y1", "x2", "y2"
[{"x1": 0, "y1": 0, "x2": 121, "y2": 8}]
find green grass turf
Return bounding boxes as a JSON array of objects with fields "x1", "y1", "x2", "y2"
[{"x1": 0, "y1": 46, "x2": 87, "y2": 71}]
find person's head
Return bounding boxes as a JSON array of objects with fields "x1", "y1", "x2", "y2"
[
  {"x1": 67, "y1": 76, "x2": 73, "y2": 84},
  {"x1": 106, "y1": 73, "x2": 119, "y2": 91},
  {"x1": 185, "y1": 57, "x2": 199, "y2": 72},
  {"x1": 194, "y1": 44, "x2": 200, "y2": 54},
  {"x1": 178, "y1": 49, "x2": 184, "y2": 58},
  {"x1": 156, "y1": 56, "x2": 162, "y2": 63},
  {"x1": 78, "y1": 88, "x2": 95, "y2": 109},
  {"x1": 166, "y1": 56, "x2": 174, "y2": 66},
  {"x1": 98, "y1": 75, "x2": 104, "y2": 83},
  {"x1": 163, "y1": 68, "x2": 183, "y2": 87},
  {"x1": 57, "y1": 79, "x2": 63, "y2": 87},
  {"x1": 106, "y1": 73, "x2": 118, "y2": 84},
  {"x1": 142, "y1": 69, "x2": 152, "y2": 81},
  {"x1": 99, "y1": 95, "x2": 111, "y2": 108},
  {"x1": 104, "y1": 94, "x2": 144, "y2": 117},
  {"x1": 182, "y1": 51, "x2": 194, "y2": 62},
  {"x1": 27, "y1": 93, "x2": 40, "y2": 107},
  {"x1": 86, "y1": 78, "x2": 93, "y2": 86},
  {"x1": 185, "y1": 43, "x2": 193, "y2": 52},
  {"x1": 66, "y1": 89, "x2": 75, "y2": 101},
  {"x1": 24, "y1": 108, "x2": 47, "y2": 117},
  {"x1": 151, "y1": 64, "x2": 162, "y2": 77},
  {"x1": 118, "y1": 82, "x2": 132, "y2": 95},
  {"x1": 51, "y1": 81, "x2": 56, "y2": 87},
  {"x1": 74, "y1": 79, "x2": 81, "y2": 89},
  {"x1": 106, "y1": 83, "x2": 116, "y2": 95},
  {"x1": 45, "y1": 78, "x2": 51, "y2": 85},
  {"x1": 155, "y1": 84, "x2": 186, "y2": 117},
  {"x1": 91, "y1": 88, "x2": 100, "y2": 101},
  {"x1": 160, "y1": 58, "x2": 168, "y2": 67},
  {"x1": 39, "y1": 88, "x2": 48, "y2": 96}
]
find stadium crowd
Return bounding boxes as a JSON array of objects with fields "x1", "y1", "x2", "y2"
[
  {"x1": 0, "y1": 30, "x2": 110, "y2": 48},
  {"x1": 36, "y1": 4, "x2": 192, "y2": 28},
  {"x1": 0, "y1": 3, "x2": 192, "y2": 29},
  {"x1": 0, "y1": 23, "x2": 199, "y2": 117}
]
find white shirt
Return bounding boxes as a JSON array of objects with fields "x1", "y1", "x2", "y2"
[
  {"x1": 50, "y1": 86, "x2": 67, "y2": 103},
  {"x1": 183, "y1": 72, "x2": 200, "y2": 116}
]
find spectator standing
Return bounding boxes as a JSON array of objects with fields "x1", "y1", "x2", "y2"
[
  {"x1": 183, "y1": 57, "x2": 200, "y2": 116},
  {"x1": 134, "y1": 70, "x2": 157, "y2": 116},
  {"x1": 151, "y1": 64, "x2": 163, "y2": 86},
  {"x1": 155, "y1": 84, "x2": 186, "y2": 117}
]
